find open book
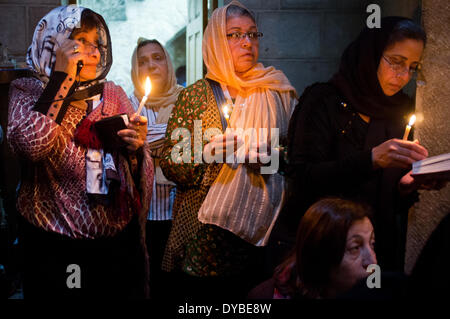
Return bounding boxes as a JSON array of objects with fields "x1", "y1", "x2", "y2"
[
  {"x1": 93, "y1": 113, "x2": 129, "y2": 149},
  {"x1": 412, "y1": 152, "x2": 450, "y2": 182}
]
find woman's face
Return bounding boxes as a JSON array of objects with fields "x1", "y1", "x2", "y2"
[
  {"x1": 137, "y1": 43, "x2": 169, "y2": 95},
  {"x1": 72, "y1": 28, "x2": 100, "y2": 82},
  {"x1": 377, "y1": 38, "x2": 424, "y2": 96},
  {"x1": 226, "y1": 15, "x2": 259, "y2": 75},
  {"x1": 329, "y1": 217, "x2": 377, "y2": 296}
]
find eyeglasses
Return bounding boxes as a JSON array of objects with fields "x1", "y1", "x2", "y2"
[
  {"x1": 382, "y1": 55, "x2": 422, "y2": 77},
  {"x1": 78, "y1": 38, "x2": 99, "y2": 54},
  {"x1": 226, "y1": 31, "x2": 263, "y2": 43}
]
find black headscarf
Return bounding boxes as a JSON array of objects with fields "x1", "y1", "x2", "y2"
[
  {"x1": 330, "y1": 16, "x2": 415, "y2": 120},
  {"x1": 330, "y1": 17, "x2": 424, "y2": 271}
]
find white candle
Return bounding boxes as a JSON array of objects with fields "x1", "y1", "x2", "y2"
[
  {"x1": 403, "y1": 114, "x2": 416, "y2": 140},
  {"x1": 136, "y1": 76, "x2": 152, "y2": 116}
]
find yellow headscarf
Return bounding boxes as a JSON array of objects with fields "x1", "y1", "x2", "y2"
[
  {"x1": 202, "y1": 0, "x2": 297, "y2": 140},
  {"x1": 131, "y1": 37, "x2": 184, "y2": 123},
  {"x1": 203, "y1": 0, "x2": 297, "y2": 97},
  {"x1": 196, "y1": 1, "x2": 299, "y2": 246}
]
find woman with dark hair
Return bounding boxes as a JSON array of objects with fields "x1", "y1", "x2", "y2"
[
  {"x1": 249, "y1": 198, "x2": 377, "y2": 299},
  {"x1": 272, "y1": 17, "x2": 443, "y2": 272},
  {"x1": 129, "y1": 37, "x2": 183, "y2": 297},
  {"x1": 7, "y1": 6, "x2": 153, "y2": 298},
  {"x1": 160, "y1": 0, "x2": 297, "y2": 298}
]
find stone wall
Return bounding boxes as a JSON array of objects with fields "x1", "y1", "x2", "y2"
[
  {"x1": 405, "y1": 0, "x2": 450, "y2": 275},
  {"x1": 224, "y1": 0, "x2": 421, "y2": 96},
  {"x1": 0, "y1": 0, "x2": 61, "y2": 66},
  {"x1": 80, "y1": 0, "x2": 187, "y2": 95},
  {"x1": 166, "y1": 26, "x2": 187, "y2": 73},
  {"x1": 0, "y1": 0, "x2": 187, "y2": 94},
  {"x1": 78, "y1": 0, "x2": 127, "y2": 21},
  {"x1": 1, "y1": 0, "x2": 422, "y2": 94}
]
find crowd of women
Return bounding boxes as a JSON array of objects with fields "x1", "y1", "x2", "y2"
[{"x1": 6, "y1": 1, "x2": 447, "y2": 299}]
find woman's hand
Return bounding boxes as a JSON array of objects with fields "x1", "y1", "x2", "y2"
[
  {"x1": 203, "y1": 133, "x2": 242, "y2": 163},
  {"x1": 398, "y1": 170, "x2": 448, "y2": 195},
  {"x1": 372, "y1": 139, "x2": 428, "y2": 169},
  {"x1": 245, "y1": 141, "x2": 273, "y2": 170},
  {"x1": 54, "y1": 38, "x2": 84, "y2": 78},
  {"x1": 202, "y1": 134, "x2": 274, "y2": 170},
  {"x1": 117, "y1": 114, "x2": 148, "y2": 152}
]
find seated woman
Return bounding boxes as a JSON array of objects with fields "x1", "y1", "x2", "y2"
[
  {"x1": 274, "y1": 17, "x2": 442, "y2": 271},
  {"x1": 7, "y1": 6, "x2": 153, "y2": 298},
  {"x1": 129, "y1": 38, "x2": 183, "y2": 298},
  {"x1": 160, "y1": 0, "x2": 297, "y2": 299},
  {"x1": 249, "y1": 198, "x2": 377, "y2": 299}
]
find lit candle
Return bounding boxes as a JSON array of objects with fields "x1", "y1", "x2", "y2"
[
  {"x1": 136, "y1": 76, "x2": 152, "y2": 115},
  {"x1": 403, "y1": 114, "x2": 416, "y2": 140},
  {"x1": 222, "y1": 103, "x2": 231, "y2": 128}
]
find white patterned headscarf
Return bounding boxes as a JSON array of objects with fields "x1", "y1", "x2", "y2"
[{"x1": 26, "y1": 5, "x2": 112, "y2": 87}]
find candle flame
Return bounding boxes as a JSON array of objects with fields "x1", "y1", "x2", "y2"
[
  {"x1": 145, "y1": 76, "x2": 152, "y2": 96},
  {"x1": 408, "y1": 114, "x2": 416, "y2": 126},
  {"x1": 222, "y1": 104, "x2": 230, "y2": 119}
]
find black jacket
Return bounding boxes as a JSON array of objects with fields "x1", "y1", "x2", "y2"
[{"x1": 271, "y1": 83, "x2": 417, "y2": 271}]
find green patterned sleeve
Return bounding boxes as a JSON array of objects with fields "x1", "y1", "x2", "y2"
[{"x1": 160, "y1": 80, "x2": 208, "y2": 188}]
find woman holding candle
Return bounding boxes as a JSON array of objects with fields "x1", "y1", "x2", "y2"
[
  {"x1": 129, "y1": 38, "x2": 184, "y2": 298},
  {"x1": 7, "y1": 6, "x2": 153, "y2": 298},
  {"x1": 160, "y1": 1, "x2": 297, "y2": 298},
  {"x1": 274, "y1": 17, "x2": 439, "y2": 272}
]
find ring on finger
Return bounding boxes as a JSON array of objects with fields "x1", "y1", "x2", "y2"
[{"x1": 73, "y1": 45, "x2": 79, "y2": 53}]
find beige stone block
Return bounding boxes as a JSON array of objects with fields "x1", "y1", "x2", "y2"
[
  {"x1": 258, "y1": 11, "x2": 321, "y2": 59},
  {"x1": 322, "y1": 12, "x2": 365, "y2": 58},
  {"x1": 405, "y1": 0, "x2": 450, "y2": 275}
]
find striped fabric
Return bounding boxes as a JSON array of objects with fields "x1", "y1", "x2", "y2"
[
  {"x1": 130, "y1": 95, "x2": 167, "y2": 144},
  {"x1": 197, "y1": 89, "x2": 295, "y2": 246},
  {"x1": 198, "y1": 164, "x2": 286, "y2": 246},
  {"x1": 149, "y1": 182, "x2": 176, "y2": 220},
  {"x1": 130, "y1": 94, "x2": 176, "y2": 221}
]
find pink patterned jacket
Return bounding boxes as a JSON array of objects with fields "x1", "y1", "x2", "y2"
[{"x1": 7, "y1": 77, "x2": 153, "y2": 239}]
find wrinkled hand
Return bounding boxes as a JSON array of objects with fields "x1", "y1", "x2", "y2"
[
  {"x1": 54, "y1": 38, "x2": 85, "y2": 78},
  {"x1": 203, "y1": 133, "x2": 243, "y2": 163},
  {"x1": 398, "y1": 170, "x2": 448, "y2": 195},
  {"x1": 117, "y1": 114, "x2": 147, "y2": 152},
  {"x1": 372, "y1": 139, "x2": 428, "y2": 169},
  {"x1": 245, "y1": 141, "x2": 274, "y2": 170}
]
